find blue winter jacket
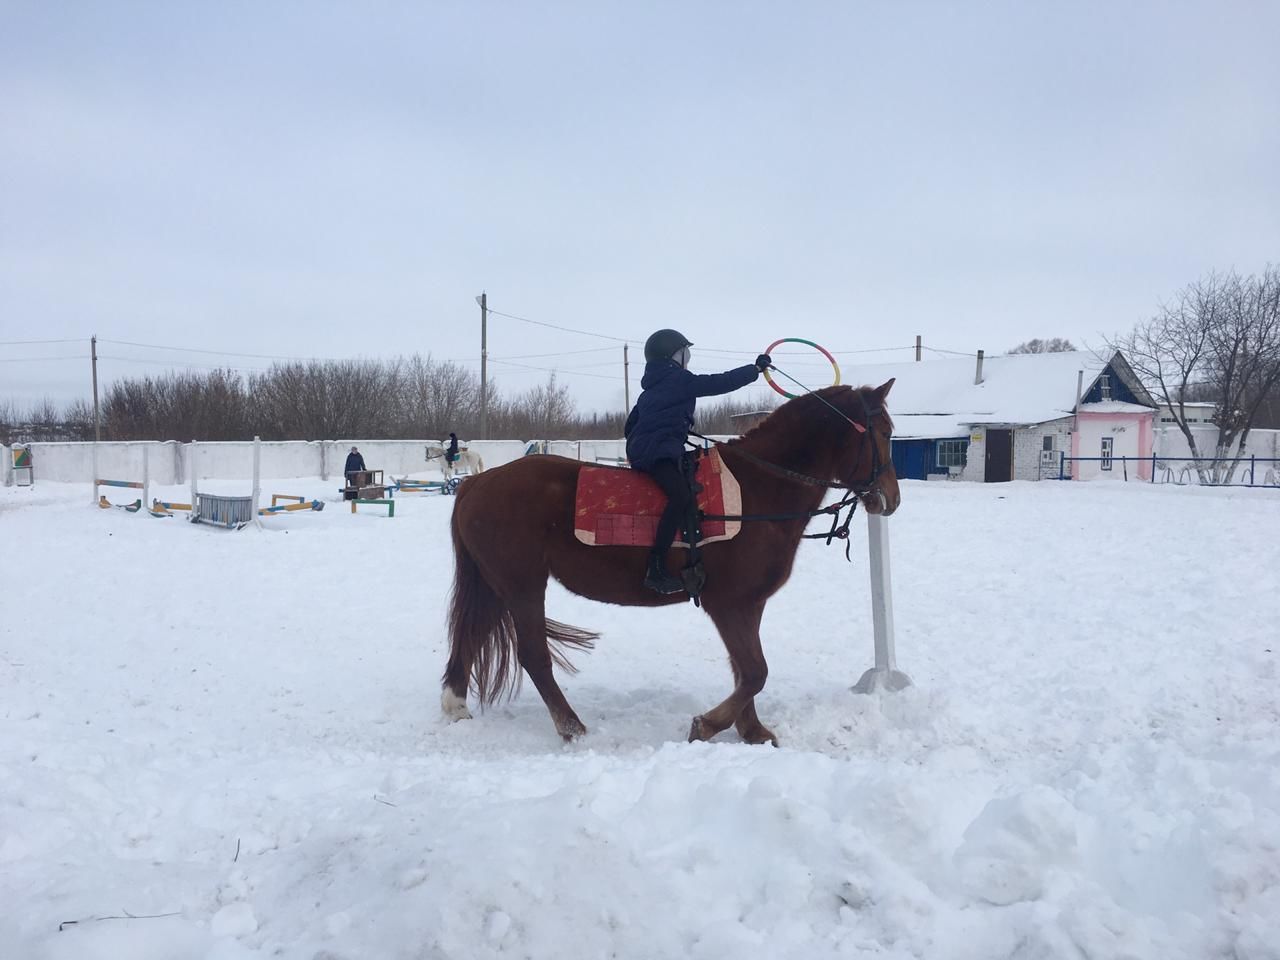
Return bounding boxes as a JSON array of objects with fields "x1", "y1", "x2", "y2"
[{"x1": 625, "y1": 359, "x2": 759, "y2": 470}]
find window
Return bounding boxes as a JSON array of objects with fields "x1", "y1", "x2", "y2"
[
  {"x1": 936, "y1": 439, "x2": 968, "y2": 468},
  {"x1": 1100, "y1": 437, "x2": 1114, "y2": 471},
  {"x1": 1040, "y1": 435, "x2": 1056, "y2": 465},
  {"x1": 1099, "y1": 375, "x2": 1112, "y2": 400},
  {"x1": 1160, "y1": 416, "x2": 1177, "y2": 423}
]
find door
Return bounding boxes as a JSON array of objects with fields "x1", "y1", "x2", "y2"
[
  {"x1": 890, "y1": 440, "x2": 928, "y2": 481},
  {"x1": 984, "y1": 429, "x2": 1013, "y2": 482}
]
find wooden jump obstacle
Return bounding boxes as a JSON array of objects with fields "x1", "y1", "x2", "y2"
[
  {"x1": 192, "y1": 493, "x2": 256, "y2": 528},
  {"x1": 95, "y1": 446, "x2": 149, "y2": 511},
  {"x1": 150, "y1": 499, "x2": 192, "y2": 517},
  {"x1": 97, "y1": 479, "x2": 146, "y2": 512},
  {"x1": 341, "y1": 469, "x2": 387, "y2": 501},
  {"x1": 351, "y1": 498, "x2": 394, "y2": 517},
  {"x1": 392, "y1": 476, "x2": 461, "y2": 495},
  {"x1": 260, "y1": 494, "x2": 325, "y2": 516},
  {"x1": 188, "y1": 436, "x2": 263, "y2": 530}
]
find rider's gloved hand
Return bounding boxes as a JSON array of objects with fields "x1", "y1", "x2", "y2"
[{"x1": 755, "y1": 353, "x2": 772, "y2": 372}]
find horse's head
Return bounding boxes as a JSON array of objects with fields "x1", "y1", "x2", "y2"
[{"x1": 824, "y1": 380, "x2": 900, "y2": 517}]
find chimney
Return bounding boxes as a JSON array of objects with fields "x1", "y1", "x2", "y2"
[
  {"x1": 1073, "y1": 369, "x2": 1085, "y2": 433},
  {"x1": 974, "y1": 349, "x2": 985, "y2": 385}
]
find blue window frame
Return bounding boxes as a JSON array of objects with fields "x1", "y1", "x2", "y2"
[{"x1": 936, "y1": 439, "x2": 968, "y2": 468}]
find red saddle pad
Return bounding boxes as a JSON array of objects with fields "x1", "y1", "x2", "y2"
[{"x1": 574, "y1": 449, "x2": 742, "y2": 548}]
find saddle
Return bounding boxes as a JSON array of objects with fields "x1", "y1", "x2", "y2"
[{"x1": 573, "y1": 448, "x2": 742, "y2": 549}]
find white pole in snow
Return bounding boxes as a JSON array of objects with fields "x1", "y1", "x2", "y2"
[
  {"x1": 252, "y1": 435, "x2": 263, "y2": 529},
  {"x1": 853, "y1": 512, "x2": 912, "y2": 693},
  {"x1": 142, "y1": 445, "x2": 150, "y2": 511},
  {"x1": 91, "y1": 441, "x2": 99, "y2": 506}
]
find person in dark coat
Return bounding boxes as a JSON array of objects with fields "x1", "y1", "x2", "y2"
[
  {"x1": 446, "y1": 432, "x2": 460, "y2": 464},
  {"x1": 625, "y1": 329, "x2": 771, "y2": 594},
  {"x1": 344, "y1": 446, "x2": 366, "y2": 487}
]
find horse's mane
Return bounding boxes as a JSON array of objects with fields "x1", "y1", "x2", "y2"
[{"x1": 727, "y1": 385, "x2": 889, "y2": 447}]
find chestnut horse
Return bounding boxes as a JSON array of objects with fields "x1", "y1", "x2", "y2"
[{"x1": 441, "y1": 381, "x2": 899, "y2": 745}]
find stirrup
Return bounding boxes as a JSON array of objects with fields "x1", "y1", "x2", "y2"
[
  {"x1": 644, "y1": 568, "x2": 685, "y2": 595},
  {"x1": 680, "y1": 562, "x2": 706, "y2": 598}
]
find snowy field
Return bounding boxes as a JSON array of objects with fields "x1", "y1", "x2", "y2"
[{"x1": 2, "y1": 476, "x2": 1278, "y2": 960}]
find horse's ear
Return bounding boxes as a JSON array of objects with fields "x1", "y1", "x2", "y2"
[{"x1": 874, "y1": 378, "x2": 896, "y2": 400}]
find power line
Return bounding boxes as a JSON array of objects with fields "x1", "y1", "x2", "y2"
[
  {"x1": 697, "y1": 345, "x2": 917, "y2": 357},
  {"x1": 487, "y1": 358, "x2": 624, "y2": 381},
  {"x1": 452, "y1": 346, "x2": 618, "y2": 362},
  {"x1": 0, "y1": 337, "x2": 86, "y2": 346},
  {"x1": 99, "y1": 338, "x2": 338, "y2": 362},
  {"x1": 485, "y1": 306, "x2": 636, "y2": 344},
  {"x1": 0, "y1": 354, "x2": 90, "y2": 362},
  {"x1": 98, "y1": 355, "x2": 274, "y2": 372}
]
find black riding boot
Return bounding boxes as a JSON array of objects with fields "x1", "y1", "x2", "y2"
[{"x1": 644, "y1": 552, "x2": 685, "y2": 595}]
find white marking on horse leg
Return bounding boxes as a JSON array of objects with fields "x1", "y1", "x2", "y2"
[
  {"x1": 441, "y1": 687, "x2": 473, "y2": 721},
  {"x1": 555, "y1": 713, "x2": 587, "y2": 741}
]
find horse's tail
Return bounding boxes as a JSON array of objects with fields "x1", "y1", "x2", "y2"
[{"x1": 445, "y1": 500, "x2": 595, "y2": 707}]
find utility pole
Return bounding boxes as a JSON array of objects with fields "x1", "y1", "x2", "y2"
[
  {"x1": 477, "y1": 292, "x2": 488, "y2": 440},
  {"x1": 91, "y1": 334, "x2": 101, "y2": 441},
  {"x1": 915, "y1": 335, "x2": 921, "y2": 362},
  {"x1": 623, "y1": 343, "x2": 631, "y2": 414}
]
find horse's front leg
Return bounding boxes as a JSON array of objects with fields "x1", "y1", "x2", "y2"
[{"x1": 689, "y1": 601, "x2": 777, "y2": 746}]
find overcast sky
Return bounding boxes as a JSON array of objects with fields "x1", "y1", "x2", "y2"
[{"x1": 2, "y1": 1, "x2": 1278, "y2": 414}]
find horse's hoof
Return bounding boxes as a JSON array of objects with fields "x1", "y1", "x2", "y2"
[
  {"x1": 688, "y1": 715, "x2": 713, "y2": 742},
  {"x1": 557, "y1": 716, "x2": 587, "y2": 741},
  {"x1": 739, "y1": 726, "x2": 779, "y2": 747},
  {"x1": 440, "y1": 688, "x2": 473, "y2": 722}
]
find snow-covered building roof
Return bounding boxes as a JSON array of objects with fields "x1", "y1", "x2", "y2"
[{"x1": 838, "y1": 350, "x2": 1151, "y2": 439}]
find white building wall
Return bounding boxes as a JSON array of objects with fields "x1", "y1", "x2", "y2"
[
  {"x1": 20, "y1": 441, "x2": 184, "y2": 485},
  {"x1": 1013, "y1": 418, "x2": 1074, "y2": 481},
  {"x1": 953, "y1": 430, "x2": 985, "y2": 482},
  {"x1": 1075, "y1": 416, "x2": 1144, "y2": 480},
  {"x1": 5, "y1": 438, "x2": 623, "y2": 484},
  {"x1": 1153, "y1": 425, "x2": 1279, "y2": 463},
  {"x1": 946, "y1": 420, "x2": 1072, "y2": 482}
]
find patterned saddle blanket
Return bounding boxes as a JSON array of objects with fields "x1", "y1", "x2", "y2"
[{"x1": 573, "y1": 449, "x2": 742, "y2": 548}]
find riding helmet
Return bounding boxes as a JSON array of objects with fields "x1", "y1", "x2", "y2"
[{"x1": 644, "y1": 329, "x2": 694, "y2": 363}]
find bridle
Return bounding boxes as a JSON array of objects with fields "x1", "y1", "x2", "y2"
[{"x1": 691, "y1": 387, "x2": 892, "y2": 557}]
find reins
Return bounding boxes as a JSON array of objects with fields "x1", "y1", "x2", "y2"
[{"x1": 686, "y1": 371, "x2": 891, "y2": 558}]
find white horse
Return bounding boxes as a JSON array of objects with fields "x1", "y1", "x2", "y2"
[
  {"x1": 426, "y1": 443, "x2": 485, "y2": 480},
  {"x1": 444, "y1": 449, "x2": 484, "y2": 480}
]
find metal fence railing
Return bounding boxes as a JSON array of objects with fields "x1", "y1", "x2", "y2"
[{"x1": 1057, "y1": 453, "x2": 1280, "y2": 487}]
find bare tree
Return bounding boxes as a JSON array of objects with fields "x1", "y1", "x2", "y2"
[
  {"x1": 695, "y1": 395, "x2": 779, "y2": 435},
  {"x1": 1008, "y1": 337, "x2": 1077, "y2": 354},
  {"x1": 399, "y1": 354, "x2": 480, "y2": 438},
  {"x1": 490, "y1": 372, "x2": 576, "y2": 438},
  {"x1": 1110, "y1": 267, "x2": 1280, "y2": 482}
]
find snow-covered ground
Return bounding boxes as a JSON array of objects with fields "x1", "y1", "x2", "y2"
[{"x1": 2, "y1": 477, "x2": 1277, "y2": 960}]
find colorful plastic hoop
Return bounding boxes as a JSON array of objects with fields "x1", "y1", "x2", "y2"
[{"x1": 761, "y1": 338, "x2": 842, "y2": 399}]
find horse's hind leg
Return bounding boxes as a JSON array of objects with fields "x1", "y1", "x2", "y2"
[
  {"x1": 440, "y1": 645, "x2": 473, "y2": 721},
  {"x1": 689, "y1": 601, "x2": 777, "y2": 746},
  {"x1": 511, "y1": 600, "x2": 587, "y2": 742}
]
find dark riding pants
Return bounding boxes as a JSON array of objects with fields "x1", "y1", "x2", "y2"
[{"x1": 642, "y1": 458, "x2": 693, "y2": 558}]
